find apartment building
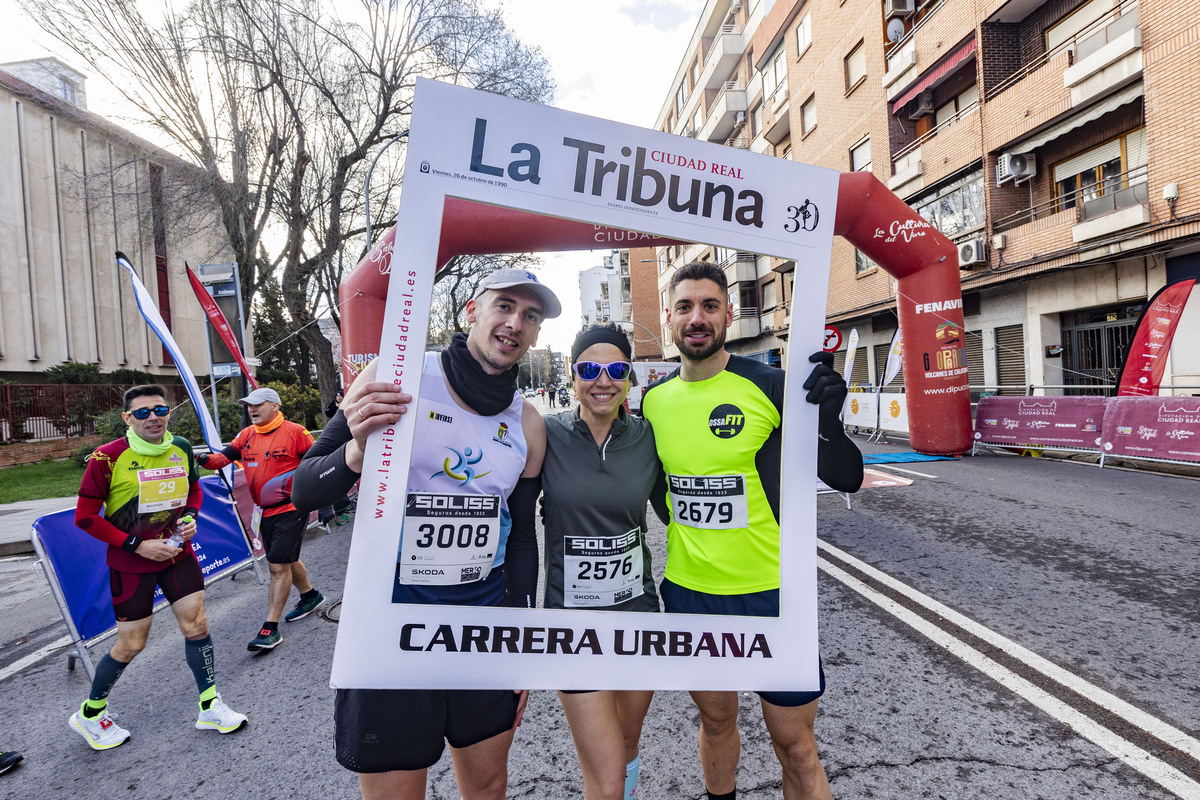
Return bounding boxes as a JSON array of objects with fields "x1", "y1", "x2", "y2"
[
  {"x1": 641, "y1": 0, "x2": 1200, "y2": 396},
  {"x1": 0, "y1": 58, "x2": 233, "y2": 383}
]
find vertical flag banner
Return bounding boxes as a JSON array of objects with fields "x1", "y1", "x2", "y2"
[
  {"x1": 1115, "y1": 278, "x2": 1195, "y2": 396},
  {"x1": 185, "y1": 264, "x2": 259, "y2": 390},
  {"x1": 883, "y1": 327, "x2": 903, "y2": 387},
  {"x1": 844, "y1": 328, "x2": 860, "y2": 383},
  {"x1": 116, "y1": 251, "x2": 223, "y2": 451}
]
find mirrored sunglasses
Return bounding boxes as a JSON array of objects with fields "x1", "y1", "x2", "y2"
[
  {"x1": 572, "y1": 361, "x2": 633, "y2": 382},
  {"x1": 130, "y1": 404, "x2": 171, "y2": 420}
]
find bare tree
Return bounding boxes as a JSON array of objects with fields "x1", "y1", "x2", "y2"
[
  {"x1": 428, "y1": 252, "x2": 545, "y2": 345},
  {"x1": 22, "y1": 0, "x2": 554, "y2": 401}
]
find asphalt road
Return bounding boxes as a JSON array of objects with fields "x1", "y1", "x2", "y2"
[{"x1": 1, "y1": 441, "x2": 1198, "y2": 799}]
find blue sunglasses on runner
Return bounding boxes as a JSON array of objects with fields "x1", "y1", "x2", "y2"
[
  {"x1": 129, "y1": 404, "x2": 171, "y2": 420},
  {"x1": 572, "y1": 361, "x2": 633, "y2": 381}
]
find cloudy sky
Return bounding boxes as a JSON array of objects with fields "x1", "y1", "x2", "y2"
[{"x1": 0, "y1": 0, "x2": 706, "y2": 352}]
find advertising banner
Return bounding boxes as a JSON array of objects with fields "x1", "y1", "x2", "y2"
[
  {"x1": 843, "y1": 391, "x2": 879, "y2": 429},
  {"x1": 117, "y1": 252, "x2": 223, "y2": 452},
  {"x1": 1101, "y1": 396, "x2": 1200, "y2": 464},
  {"x1": 186, "y1": 265, "x2": 259, "y2": 390},
  {"x1": 1116, "y1": 279, "x2": 1195, "y2": 396},
  {"x1": 843, "y1": 328, "x2": 859, "y2": 380},
  {"x1": 32, "y1": 476, "x2": 254, "y2": 642},
  {"x1": 882, "y1": 328, "x2": 903, "y2": 387},
  {"x1": 878, "y1": 393, "x2": 910, "y2": 434},
  {"x1": 334, "y1": 78, "x2": 839, "y2": 692},
  {"x1": 973, "y1": 396, "x2": 1106, "y2": 450}
]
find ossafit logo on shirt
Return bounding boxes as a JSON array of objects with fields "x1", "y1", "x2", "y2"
[{"x1": 708, "y1": 404, "x2": 745, "y2": 438}]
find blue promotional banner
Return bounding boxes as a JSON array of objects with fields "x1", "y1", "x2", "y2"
[{"x1": 32, "y1": 476, "x2": 253, "y2": 642}]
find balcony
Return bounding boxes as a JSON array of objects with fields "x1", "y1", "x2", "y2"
[
  {"x1": 700, "y1": 81, "x2": 748, "y2": 142},
  {"x1": 888, "y1": 147, "x2": 923, "y2": 194},
  {"x1": 992, "y1": 165, "x2": 1149, "y2": 244},
  {"x1": 763, "y1": 85, "x2": 790, "y2": 145},
  {"x1": 729, "y1": 307, "x2": 760, "y2": 342},
  {"x1": 722, "y1": 252, "x2": 757, "y2": 284},
  {"x1": 883, "y1": 39, "x2": 917, "y2": 95},
  {"x1": 1063, "y1": 7, "x2": 1141, "y2": 107},
  {"x1": 890, "y1": 101, "x2": 980, "y2": 192},
  {"x1": 698, "y1": 24, "x2": 745, "y2": 91}
]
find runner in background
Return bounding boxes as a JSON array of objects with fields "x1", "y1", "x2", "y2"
[
  {"x1": 70, "y1": 385, "x2": 247, "y2": 751},
  {"x1": 198, "y1": 387, "x2": 325, "y2": 652},
  {"x1": 542, "y1": 323, "x2": 667, "y2": 800}
]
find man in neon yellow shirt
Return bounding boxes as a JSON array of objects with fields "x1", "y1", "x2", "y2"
[{"x1": 643, "y1": 263, "x2": 861, "y2": 800}]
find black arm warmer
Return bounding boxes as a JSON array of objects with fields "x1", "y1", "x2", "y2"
[
  {"x1": 817, "y1": 420, "x2": 864, "y2": 493},
  {"x1": 649, "y1": 461, "x2": 670, "y2": 525},
  {"x1": 292, "y1": 411, "x2": 361, "y2": 512},
  {"x1": 502, "y1": 475, "x2": 541, "y2": 608}
]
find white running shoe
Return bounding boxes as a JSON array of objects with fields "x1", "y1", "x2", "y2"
[
  {"x1": 195, "y1": 695, "x2": 248, "y2": 734},
  {"x1": 69, "y1": 705, "x2": 131, "y2": 751}
]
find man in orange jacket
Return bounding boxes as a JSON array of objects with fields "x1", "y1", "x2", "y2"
[{"x1": 199, "y1": 387, "x2": 324, "y2": 652}]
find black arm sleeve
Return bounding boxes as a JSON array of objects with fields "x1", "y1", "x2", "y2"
[
  {"x1": 649, "y1": 461, "x2": 670, "y2": 525},
  {"x1": 292, "y1": 410, "x2": 361, "y2": 512},
  {"x1": 502, "y1": 475, "x2": 541, "y2": 608},
  {"x1": 817, "y1": 416, "x2": 864, "y2": 493}
]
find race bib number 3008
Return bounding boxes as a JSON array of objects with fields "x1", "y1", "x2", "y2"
[
  {"x1": 398, "y1": 492, "x2": 501, "y2": 585},
  {"x1": 668, "y1": 474, "x2": 749, "y2": 530}
]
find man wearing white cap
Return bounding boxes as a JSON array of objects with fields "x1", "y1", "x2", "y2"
[
  {"x1": 294, "y1": 268, "x2": 560, "y2": 799},
  {"x1": 198, "y1": 387, "x2": 325, "y2": 651}
]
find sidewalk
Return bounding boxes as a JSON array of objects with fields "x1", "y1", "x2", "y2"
[{"x1": 0, "y1": 496, "x2": 76, "y2": 557}]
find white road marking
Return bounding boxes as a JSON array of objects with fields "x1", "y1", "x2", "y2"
[
  {"x1": 818, "y1": 555, "x2": 1200, "y2": 798},
  {"x1": 0, "y1": 635, "x2": 73, "y2": 683},
  {"x1": 868, "y1": 464, "x2": 939, "y2": 479}
]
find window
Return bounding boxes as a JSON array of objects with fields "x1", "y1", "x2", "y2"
[
  {"x1": 850, "y1": 137, "x2": 871, "y2": 172},
  {"x1": 751, "y1": 104, "x2": 762, "y2": 136},
  {"x1": 738, "y1": 284, "x2": 758, "y2": 314},
  {"x1": 761, "y1": 280, "x2": 778, "y2": 310},
  {"x1": 691, "y1": 106, "x2": 704, "y2": 136},
  {"x1": 934, "y1": 84, "x2": 980, "y2": 131},
  {"x1": 913, "y1": 173, "x2": 985, "y2": 237},
  {"x1": 1054, "y1": 128, "x2": 1146, "y2": 212},
  {"x1": 801, "y1": 95, "x2": 816, "y2": 135},
  {"x1": 675, "y1": 84, "x2": 687, "y2": 115},
  {"x1": 1046, "y1": 0, "x2": 1113, "y2": 53},
  {"x1": 855, "y1": 249, "x2": 876, "y2": 274},
  {"x1": 59, "y1": 78, "x2": 76, "y2": 104},
  {"x1": 762, "y1": 47, "x2": 787, "y2": 98},
  {"x1": 660, "y1": 290, "x2": 668, "y2": 310},
  {"x1": 690, "y1": 59, "x2": 700, "y2": 90},
  {"x1": 845, "y1": 41, "x2": 866, "y2": 92},
  {"x1": 795, "y1": 13, "x2": 812, "y2": 56}
]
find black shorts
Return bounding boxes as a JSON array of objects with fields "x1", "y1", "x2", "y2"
[
  {"x1": 110, "y1": 557, "x2": 204, "y2": 622},
  {"x1": 260, "y1": 508, "x2": 307, "y2": 564},
  {"x1": 660, "y1": 578, "x2": 826, "y2": 707},
  {"x1": 334, "y1": 687, "x2": 519, "y2": 773}
]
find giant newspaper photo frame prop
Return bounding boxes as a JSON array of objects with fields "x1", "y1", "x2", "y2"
[{"x1": 332, "y1": 78, "x2": 839, "y2": 691}]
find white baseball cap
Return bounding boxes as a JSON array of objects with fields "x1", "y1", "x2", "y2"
[
  {"x1": 472, "y1": 269, "x2": 562, "y2": 319},
  {"x1": 238, "y1": 387, "x2": 281, "y2": 405}
]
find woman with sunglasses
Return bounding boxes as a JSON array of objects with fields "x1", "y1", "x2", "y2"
[{"x1": 541, "y1": 324, "x2": 669, "y2": 800}]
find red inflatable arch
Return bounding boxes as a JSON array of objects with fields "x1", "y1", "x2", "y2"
[{"x1": 339, "y1": 172, "x2": 971, "y2": 455}]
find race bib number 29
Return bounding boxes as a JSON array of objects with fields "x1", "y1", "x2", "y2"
[
  {"x1": 398, "y1": 492, "x2": 501, "y2": 585},
  {"x1": 668, "y1": 474, "x2": 749, "y2": 530},
  {"x1": 136, "y1": 466, "x2": 188, "y2": 514}
]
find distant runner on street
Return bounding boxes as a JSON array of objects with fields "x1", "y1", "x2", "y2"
[{"x1": 70, "y1": 385, "x2": 247, "y2": 751}]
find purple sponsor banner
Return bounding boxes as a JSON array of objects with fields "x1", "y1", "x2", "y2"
[
  {"x1": 973, "y1": 396, "x2": 1106, "y2": 450},
  {"x1": 1101, "y1": 396, "x2": 1200, "y2": 463}
]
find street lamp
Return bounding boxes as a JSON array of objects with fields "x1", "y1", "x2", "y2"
[
  {"x1": 616, "y1": 319, "x2": 664, "y2": 358},
  {"x1": 364, "y1": 130, "x2": 409, "y2": 249}
]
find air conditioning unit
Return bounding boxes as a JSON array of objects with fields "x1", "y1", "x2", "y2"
[
  {"x1": 997, "y1": 152, "x2": 1037, "y2": 186},
  {"x1": 907, "y1": 89, "x2": 934, "y2": 119},
  {"x1": 683, "y1": 126, "x2": 696, "y2": 138},
  {"x1": 885, "y1": 0, "x2": 916, "y2": 19},
  {"x1": 735, "y1": 110, "x2": 746, "y2": 125},
  {"x1": 958, "y1": 238, "x2": 986, "y2": 268}
]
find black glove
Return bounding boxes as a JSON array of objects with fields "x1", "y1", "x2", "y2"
[
  {"x1": 802, "y1": 351, "x2": 848, "y2": 431},
  {"x1": 196, "y1": 453, "x2": 213, "y2": 469}
]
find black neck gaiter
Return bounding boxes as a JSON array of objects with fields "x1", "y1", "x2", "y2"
[{"x1": 440, "y1": 332, "x2": 519, "y2": 416}]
